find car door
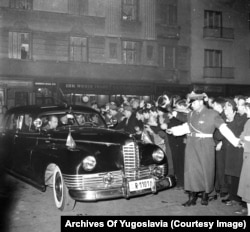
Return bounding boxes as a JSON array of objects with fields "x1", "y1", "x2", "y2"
[
  {"x1": 0, "y1": 112, "x2": 16, "y2": 171},
  {"x1": 30, "y1": 114, "x2": 61, "y2": 186},
  {"x1": 11, "y1": 113, "x2": 38, "y2": 178}
]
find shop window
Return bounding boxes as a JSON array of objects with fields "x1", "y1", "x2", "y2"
[
  {"x1": 121, "y1": 0, "x2": 138, "y2": 21},
  {"x1": 9, "y1": 32, "x2": 31, "y2": 60},
  {"x1": 10, "y1": 0, "x2": 33, "y2": 10},
  {"x1": 204, "y1": 49, "x2": 222, "y2": 67},
  {"x1": 122, "y1": 40, "x2": 141, "y2": 65},
  {"x1": 70, "y1": 36, "x2": 88, "y2": 62},
  {"x1": 109, "y1": 43, "x2": 117, "y2": 59},
  {"x1": 35, "y1": 87, "x2": 55, "y2": 106}
]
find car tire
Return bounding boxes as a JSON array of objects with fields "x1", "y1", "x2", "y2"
[{"x1": 53, "y1": 165, "x2": 75, "y2": 211}]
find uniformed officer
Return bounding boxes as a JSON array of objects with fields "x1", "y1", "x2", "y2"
[{"x1": 167, "y1": 91, "x2": 240, "y2": 206}]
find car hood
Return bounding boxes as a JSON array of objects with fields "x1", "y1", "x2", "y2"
[{"x1": 49, "y1": 127, "x2": 133, "y2": 146}]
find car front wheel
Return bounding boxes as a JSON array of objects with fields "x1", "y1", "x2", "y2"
[{"x1": 53, "y1": 165, "x2": 75, "y2": 211}]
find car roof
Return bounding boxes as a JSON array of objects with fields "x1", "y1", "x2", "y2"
[{"x1": 6, "y1": 105, "x2": 99, "y2": 115}]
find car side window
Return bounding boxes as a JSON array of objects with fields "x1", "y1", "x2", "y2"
[
  {"x1": 58, "y1": 114, "x2": 75, "y2": 127},
  {"x1": 4, "y1": 113, "x2": 22, "y2": 131},
  {"x1": 75, "y1": 114, "x2": 86, "y2": 126},
  {"x1": 40, "y1": 115, "x2": 59, "y2": 131},
  {"x1": 4, "y1": 114, "x2": 13, "y2": 130},
  {"x1": 21, "y1": 114, "x2": 34, "y2": 132}
]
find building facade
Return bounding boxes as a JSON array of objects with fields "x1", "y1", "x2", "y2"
[
  {"x1": 0, "y1": 0, "x2": 249, "y2": 110},
  {"x1": 179, "y1": 0, "x2": 250, "y2": 97},
  {"x1": 0, "y1": 0, "x2": 190, "y2": 109}
]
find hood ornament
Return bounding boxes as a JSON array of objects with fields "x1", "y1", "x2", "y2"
[{"x1": 66, "y1": 131, "x2": 76, "y2": 149}]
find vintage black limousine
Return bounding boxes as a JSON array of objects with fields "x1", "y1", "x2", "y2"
[{"x1": 0, "y1": 105, "x2": 175, "y2": 211}]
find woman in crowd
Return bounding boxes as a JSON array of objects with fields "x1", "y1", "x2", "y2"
[
  {"x1": 237, "y1": 102, "x2": 250, "y2": 216},
  {"x1": 220, "y1": 99, "x2": 246, "y2": 207}
]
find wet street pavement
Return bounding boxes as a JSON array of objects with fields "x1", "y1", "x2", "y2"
[{"x1": 0, "y1": 175, "x2": 247, "y2": 232}]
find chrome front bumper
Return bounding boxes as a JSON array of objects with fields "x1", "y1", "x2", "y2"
[{"x1": 68, "y1": 175, "x2": 176, "y2": 201}]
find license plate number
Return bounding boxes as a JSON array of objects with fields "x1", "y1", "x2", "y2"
[{"x1": 128, "y1": 178, "x2": 155, "y2": 192}]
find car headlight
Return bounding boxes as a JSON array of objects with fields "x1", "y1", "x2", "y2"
[
  {"x1": 82, "y1": 156, "x2": 96, "y2": 171},
  {"x1": 152, "y1": 148, "x2": 165, "y2": 162}
]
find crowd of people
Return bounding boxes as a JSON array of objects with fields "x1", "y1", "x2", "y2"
[
  {"x1": 1, "y1": 91, "x2": 250, "y2": 215},
  {"x1": 90, "y1": 92, "x2": 250, "y2": 215}
]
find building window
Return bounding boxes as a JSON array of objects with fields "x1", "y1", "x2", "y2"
[
  {"x1": 8, "y1": 32, "x2": 31, "y2": 60},
  {"x1": 156, "y1": 0, "x2": 177, "y2": 25},
  {"x1": 159, "y1": 46, "x2": 176, "y2": 69},
  {"x1": 10, "y1": 0, "x2": 33, "y2": 10},
  {"x1": 147, "y1": 45, "x2": 153, "y2": 60},
  {"x1": 204, "y1": 49, "x2": 222, "y2": 67},
  {"x1": 68, "y1": 0, "x2": 88, "y2": 15},
  {"x1": 69, "y1": 37, "x2": 88, "y2": 62},
  {"x1": 109, "y1": 43, "x2": 117, "y2": 59},
  {"x1": 122, "y1": 40, "x2": 141, "y2": 65},
  {"x1": 204, "y1": 10, "x2": 222, "y2": 28},
  {"x1": 121, "y1": 0, "x2": 138, "y2": 21}
]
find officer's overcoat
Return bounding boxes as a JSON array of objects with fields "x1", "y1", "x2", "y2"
[{"x1": 184, "y1": 106, "x2": 224, "y2": 193}]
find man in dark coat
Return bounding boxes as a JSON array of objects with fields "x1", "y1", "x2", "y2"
[
  {"x1": 115, "y1": 105, "x2": 143, "y2": 136},
  {"x1": 167, "y1": 99, "x2": 190, "y2": 188},
  {"x1": 212, "y1": 97, "x2": 227, "y2": 198},
  {"x1": 167, "y1": 92, "x2": 240, "y2": 206}
]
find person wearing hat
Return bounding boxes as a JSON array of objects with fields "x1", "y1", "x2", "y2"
[{"x1": 167, "y1": 91, "x2": 240, "y2": 207}]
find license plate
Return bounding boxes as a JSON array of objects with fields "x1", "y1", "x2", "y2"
[{"x1": 128, "y1": 178, "x2": 155, "y2": 192}]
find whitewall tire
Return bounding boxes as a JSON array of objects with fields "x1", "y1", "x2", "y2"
[{"x1": 53, "y1": 166, "x2": 75, "y2": 211}]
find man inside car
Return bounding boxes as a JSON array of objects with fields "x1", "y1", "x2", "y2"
[{"x1": 43, "y1": 115, "x2": 58, "y2": 130}]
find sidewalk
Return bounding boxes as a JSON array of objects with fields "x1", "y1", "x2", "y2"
[
  {"x1": 1, "y1": 175, "x2": 248, "y2": 232},
  {"x1": 153, "y1": 186, "x2": 246, "y2": 216}
]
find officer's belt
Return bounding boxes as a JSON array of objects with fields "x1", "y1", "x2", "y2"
[{"x1": 188, "y1": 132, "x2": 213, "y2": 138}]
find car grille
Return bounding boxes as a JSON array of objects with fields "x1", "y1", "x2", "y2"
[
  {"x1": 63, "y1": 170, "x2": 123, "y2": 190},
  {"x1": 63, "y1": 141, "x2": 167, "y2": 191},
  {"x1": 122, "y1": 142, "x2": 168, "y2": 180},
  {"x1": 122, "y1": 141, "x2": 140, "y2": 181}
]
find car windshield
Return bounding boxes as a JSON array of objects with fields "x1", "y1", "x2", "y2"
[{"x1": 39, "y1": 111, "x2": 106, "y2": 130}]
